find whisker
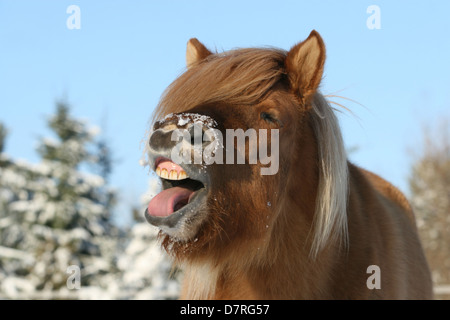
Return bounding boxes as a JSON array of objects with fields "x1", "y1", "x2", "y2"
[
  {"x1": 325, "y1": 94, "x2": 367, "y2": 110},
  {"x1": 323, "y1": 93, "x2": 369, "y2": 130},
  {"x1": 328, "y1": 100, "x2": 361, "y2": 121}
]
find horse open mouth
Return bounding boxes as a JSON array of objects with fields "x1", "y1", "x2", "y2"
[{"x1": 144, "y1": 158, "x2": 209, "y2": 234}]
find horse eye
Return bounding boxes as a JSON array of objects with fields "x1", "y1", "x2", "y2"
[
  {"x1": 260, "y1": 112, "x2": 284, "y2": 128},
  {"x1": 260, "y1": 112, "x2": 275, "y2": 123}
]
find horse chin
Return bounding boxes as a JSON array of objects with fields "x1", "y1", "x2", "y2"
[{"x1": 144, "y1": 157, "x2": 211, "y2": 242}]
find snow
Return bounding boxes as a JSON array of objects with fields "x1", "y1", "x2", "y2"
[
  {"x1": 88, "y1": 125, "x2": 101, "y2": 137},
  {"x1": 139, "y1": 158, "x2": 148, "y2": 167},
  {"x1": 1, "y1": 277, "x2": 35, "y2": 298},
  {"x1": 0, "y1": 245, "x2": 34, "y2": 262},
  {"x1": 177, "y1": 117, "x2": 190, "y2": 127},
  {"x1": 115, "y1": 223, "x2": 180, "y2": 300},
  {"x1": 160, "y1": 112, "x2": 218, "y2": 129}
]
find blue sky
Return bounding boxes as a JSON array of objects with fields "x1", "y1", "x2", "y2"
[{"x1": 1, "y1": 1, "x2": 449, "y2": 225}]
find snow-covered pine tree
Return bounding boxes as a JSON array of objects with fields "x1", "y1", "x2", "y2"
[
  {"x1": 0, "y1": 102, "x2": 119, "y2": 299},
  {"x1": 116, "y1": 177, "x2": 181, "y2": 300}
]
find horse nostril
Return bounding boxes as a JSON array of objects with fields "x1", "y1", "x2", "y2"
[{"x1": 148, "y1": 129, "x2": 165, "y2": 148}]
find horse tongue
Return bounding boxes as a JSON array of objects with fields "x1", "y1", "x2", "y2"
[{"x1": 147, "y1": 187, "x2": 194, "y2": 217}]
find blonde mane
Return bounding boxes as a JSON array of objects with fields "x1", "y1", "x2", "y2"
[{"x1": 310, "y1": 93, "x2": 349, "y2": 257}]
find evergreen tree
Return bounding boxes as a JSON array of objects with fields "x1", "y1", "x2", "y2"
[
  {"x1": 0, "y1": 102, "x2": 119, "y2": 299},
  {"x1": 1, "y1": 105, "x2": 181, "y2": 299}
]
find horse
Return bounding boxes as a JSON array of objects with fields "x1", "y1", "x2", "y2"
[{"x1": 144, "y1": 30, "x2": 433, "y2": 299}]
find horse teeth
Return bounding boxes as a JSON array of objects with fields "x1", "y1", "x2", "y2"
[
  {"x1": 178, "y1": 171, "x2": 187, "y2": 180},
  {"x1": 169, "y1": 170, "x2": 178, "y2": 180},
  {"x1": 155, "y1": 166, "x2": 189, "y2": 180},
  {"x1": 160, "y1": 168, "x2": 169, "y2": 179}
]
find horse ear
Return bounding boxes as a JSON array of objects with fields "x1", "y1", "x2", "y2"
[
  {"x1": 285, "y1": 30, "x2": 326, "y2": 105},
  {"x1": 186, "y1": 38, "x2": 212, "y2": 68}
]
